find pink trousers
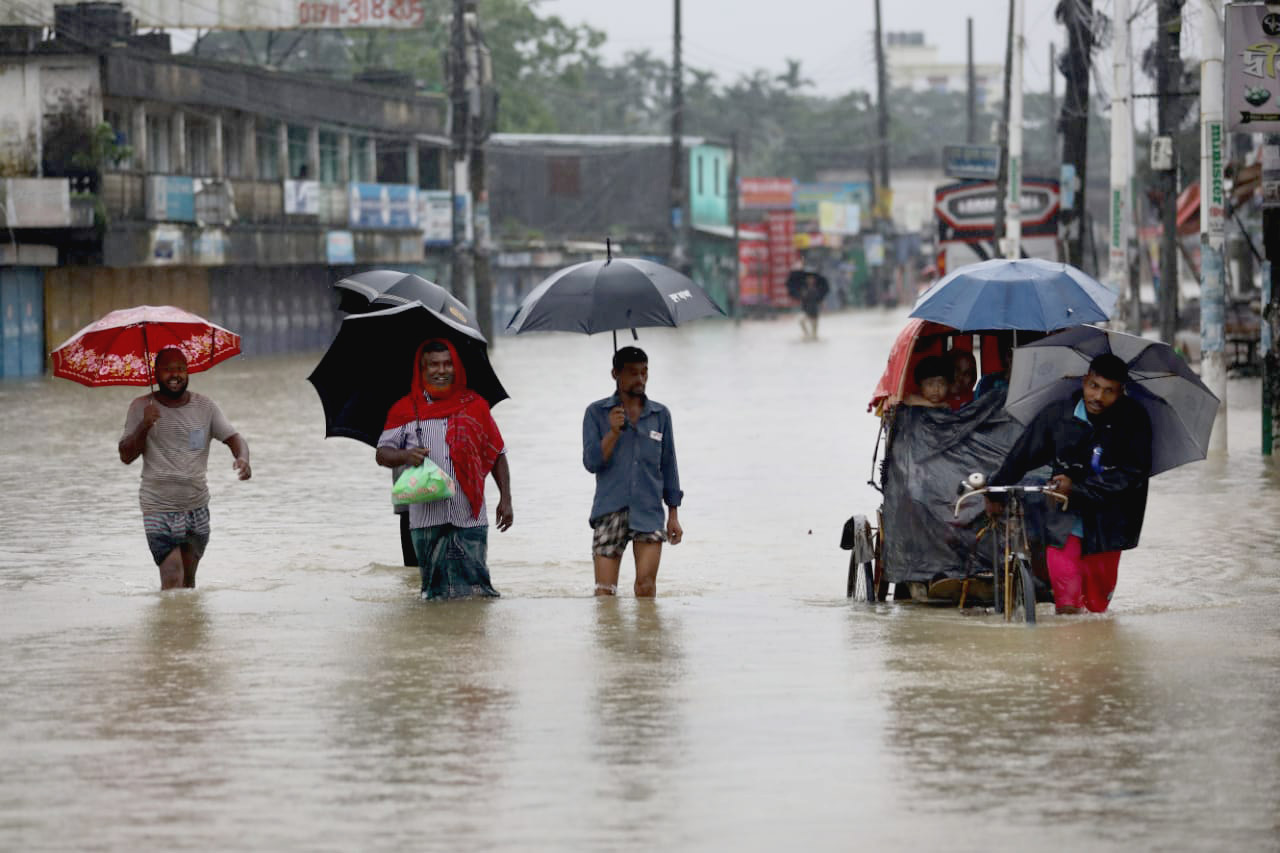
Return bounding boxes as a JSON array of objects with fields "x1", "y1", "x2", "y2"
[{"x1": 1045, "y1": 535, "x2": 1121, "y2": 613}]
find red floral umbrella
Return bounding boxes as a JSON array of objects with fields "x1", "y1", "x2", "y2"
[{"x1": 50, "y1": 305, "x2": 241, "y2": 387}]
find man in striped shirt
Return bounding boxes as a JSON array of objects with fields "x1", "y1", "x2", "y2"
[{"x1": 119, "y1": 347, "x2": 251, "y2": 590}]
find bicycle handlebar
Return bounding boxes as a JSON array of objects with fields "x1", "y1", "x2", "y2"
[{"x1": 954, "y1": 485, "x2": 1069, "y2": 517}]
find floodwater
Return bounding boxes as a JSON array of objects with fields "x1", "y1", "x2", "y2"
[{"x1": 1, "y1": 309, "x2": 1278, "y2": 852}]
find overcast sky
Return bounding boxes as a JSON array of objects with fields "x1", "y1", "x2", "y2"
[{"x1": 543, "y1": 0, "x2": 1209, "y2": 129}]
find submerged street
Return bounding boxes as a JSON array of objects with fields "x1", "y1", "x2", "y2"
[{"x1": 1, "y1": 309, "x2": 1278, "y2": 851}]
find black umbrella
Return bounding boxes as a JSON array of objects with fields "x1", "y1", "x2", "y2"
[
  {"x1": 334, "y1": 270, "x2": 480, "y2": 336},
  {"x1": 307, "y1": 301, "x2": 508, "y2": 447},
  {"x1": 785, "y1": 269, "x2": 830, "y2": 302},
  {"x1": 506, "y1": 241, "x2": 724, "y2": 346}
]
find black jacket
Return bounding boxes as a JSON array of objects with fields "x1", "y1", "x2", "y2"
[{"x1": 990, "y1": 391, "x2": 1151, "y2": 555}]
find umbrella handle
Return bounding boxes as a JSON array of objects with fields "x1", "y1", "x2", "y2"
[{"x1": 141, "y1": 323, "x2": 154, "y2": 391}]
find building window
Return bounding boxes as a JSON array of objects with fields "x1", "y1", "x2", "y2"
[
  {"x1": 319, "y1": 131, "x2": 341, "y2": 183},
  {"x1": 548, "y1": 156, "x2": 580, "y2": 197},
  {"x1": 714, "y1": 157, "x2": 721, "y2": 196},
  {"x1": 418, "y1": 146, "x2": 443, "y2": 190},
  {"x1": 145, "y1": 114, "x2": 171, "y2": 173},
  {"x1": 186, "y1": 118, "x2": 211, "y2": 176},
  {"x1": 697, "y1": 155, "x2": 704, "y2": 195},
  {"x1": 222, "y1": 121, "x2": 242, "y2": 178},
  {"x1": 376, "y1": 139, "x2": 408, "y2": 184},
  {"x1": 349, "y1": 136, "x2": 370, "y2": 183},
  {"x1": 287, "y1": 125, "x2": 309, "y2": 179},
  {"x1": 256, "y1": 122, "x2": 281, "y2": 180}
]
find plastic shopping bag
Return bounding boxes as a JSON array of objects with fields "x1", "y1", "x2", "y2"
[{"x1": 391, "y1": 459, "x2": 455, "y2": 505}]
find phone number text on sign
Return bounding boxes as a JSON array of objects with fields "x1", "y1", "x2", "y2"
[{"x1": 296, "y1": 0, "x2": 425, "y2": 27}]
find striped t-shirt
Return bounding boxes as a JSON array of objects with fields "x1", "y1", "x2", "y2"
[
  {"x1": 122, "y1": 392, "x2": 237, "y2": 513},
  {"x1": 378, "y1": 417, "x2": 504, "y2": 530}
]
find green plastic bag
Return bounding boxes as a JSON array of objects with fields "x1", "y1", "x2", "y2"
[{"x1": 391, "y1": 459, "x2": 455, "y2": 505}]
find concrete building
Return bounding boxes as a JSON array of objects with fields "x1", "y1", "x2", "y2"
[
  {"x1": 885, "y1": 31, "x2": 1002, "y2": 109},
  {"x1": 0, "y1": 7, "x2": 449, "y2": 377}
]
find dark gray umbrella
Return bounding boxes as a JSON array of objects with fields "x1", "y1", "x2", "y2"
[
  {"x1": 1004, "y1": 325, "x2": 1220, "y2": 476},
  {"x1": 334, "y1": 270, "x2": 480, "y2": 336},
  {"x1": 506, "y1": 243, "x2": 724, "y2": 344}
]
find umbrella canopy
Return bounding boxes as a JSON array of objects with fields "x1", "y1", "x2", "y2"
[
  {"x1": 506, "y1": 254, "x2": 725, "y2": 336},
  {"x1": 910, "y1": 258, "x2": 1118, "y2": 332},
  {"x1": 786, "y1": 269, "x2": 830, "y2": 302},
  {"x1": 1005, "y1": 325, "x2": 1220, "y2": 476},
  {"x1": 333, "y1": 270, "x2": 481, "y2": 337},
  {"x1": 307, "y1": 301, "x2": 508, "y2": 447},
  {"x1": 50, "y1": 305, "x2": 241, "y2": 387}
]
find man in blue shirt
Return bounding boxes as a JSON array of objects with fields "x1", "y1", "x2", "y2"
[{"x1": 582, "y1": 347, "x2": 684, "y2": 597}]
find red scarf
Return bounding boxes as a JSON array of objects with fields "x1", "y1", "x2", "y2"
[{"x1": 383, "y1": 340, "x2": 504, "y2": 519}]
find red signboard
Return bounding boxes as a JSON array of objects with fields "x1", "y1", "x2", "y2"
[
  {"x1": 740, "y1": 177, "x2": 796, "y2": 210},
  {"x1": 765, "y1": 210, "x2": 796, "y2": 306},
  {"x1": 738, "y1": 239, "x2": 771, "y2": 306}
]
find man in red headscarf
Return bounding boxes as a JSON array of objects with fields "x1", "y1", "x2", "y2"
[{"x1": 375, "y1": 339, "x2": 513, "y2": 599}]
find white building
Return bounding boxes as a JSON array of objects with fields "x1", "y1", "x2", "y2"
[{"x1": 885, "y1": 31, "x2": 1002, "y2": 109}]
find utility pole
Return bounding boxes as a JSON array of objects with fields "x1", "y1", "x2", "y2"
[
  {"x1": 449, "y1": 0, "x2": 473, "y2": 311},
  {"x1": 1006, "y1": 0, "x2": 1024, "y2": 259},
  {"x1": 466, "y1": 1, "x2": 494, "y2": 342},
  {"x1": 730, "y1": 130, "x2": 741, "y2": 323},
  {"x1": 873, "y1": 0, "x2": 891, "y2": 302},
  {"x1": 1198, "y1": 0, "x2": 1226, "y2": 453},
  {"x1": 669, "y1": 0, "x2": 686, "y2": 270},
  {"x1": 966, "y1": 18, "x2": 976, "y2": 144},
  {"x1": 994, "y1": 0, "x2": 1014, "y2": 247},
  {"x1": 1048, "y1": 42, "x2": 1057, "y2": 162},
  {"x1": 1155, "y1": 0, "x2": 1184, "y2": 344},
  {"x1": 1264, "y1": 134, "x2": 1280, "y2": 456},
  {"x1": 1060, "y1": 0, "x2": 1093, "y2": 270},
  {"x1": 1109, "y1": 0, "x2": 1134, "y2": 317}
]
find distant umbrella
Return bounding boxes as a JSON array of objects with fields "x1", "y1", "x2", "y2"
[
  {"x1": 50, "y1": 305, "x2": 240, "y2": 388},
  {"x1": 910, "y1": 258, "x2": 1117, "y2": 332},
  {"x1": 506, "y1": 240, "x2": 724, "y2": 348},
  {"x1": 1005, "y1": 325, "x2": 1219, "y2": 476},
  {"x1": 334, "y1": 270, "x2": 480, "y2": 337}
]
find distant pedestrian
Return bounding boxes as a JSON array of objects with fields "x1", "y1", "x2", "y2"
[
  {"x1": 787, "y1": 265, "x2": 830, "y2": 340},
  {"x1": 985, "y1": 353, "x2": 1151, "y2": 613},
  {"x1": 376, "y1": 340, "x2": 512, "y2": 600},
  {"x1": 118, "y1": 347, "x2": 251, "y2": 590},
  {"x1": 582, "y1": 347, "x2": 683, "y2": 597}
]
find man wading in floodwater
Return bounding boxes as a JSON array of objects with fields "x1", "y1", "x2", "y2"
[
  {"x1": 582, "y1": 347, "x2": 683, "y2": 597},
  {"x1": 985, "y1": 353, "x2": 1151, "y2": 613},
  {"x1": 118, "y1": 347, "x2": 251, "y2": 590}
]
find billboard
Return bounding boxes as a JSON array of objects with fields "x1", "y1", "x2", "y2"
[
  {"x1": 1, "y1": 0, "x2": 427, "y2": 29},
  {"x1": 1226, "y1": 4, "x2": 1280, "y2": 133},
  {"x1": 739, "y1": 178, "x2": 795, "y2": 210},
  {"x1": 349, "y1": 183, "x2": 419, "y2": 230}
]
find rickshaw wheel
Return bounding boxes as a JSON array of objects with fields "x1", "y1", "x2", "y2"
[{"x1": 1015, "y1": 558, "x2": 1037, "y2": 625}]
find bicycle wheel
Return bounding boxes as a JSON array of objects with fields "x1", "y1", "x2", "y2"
[{"x1": 1014, "y1": 557, "x2": 1037, "y2": 625}]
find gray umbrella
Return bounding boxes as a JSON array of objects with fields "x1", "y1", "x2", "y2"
[
  {"x1": 1004, "y1": 325, "x2": 1220, "y2": 476},
  {"x1": 506, "y1": 242, "x2": 724, "y2": 345},
  {"x1": 334, "y1": 270, "x2": 480, "y2": 337}
]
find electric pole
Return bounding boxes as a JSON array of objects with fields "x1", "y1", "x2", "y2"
[
  {"x1": 1199, "y1": 0, "x2": 1226, "y2": 453},
  {"x1": 966, "y1": 18, "x2": 976, "y2": 144},
  {"x1": 1155, "y1": 0, "x2": 1184, "y2": 345},
  {"x1": 874, "y1": 0, "x2": 889, "y2": 192},
  {"x1": 995, "y1": 0, "x2": 1014, "y2": 247},
  {"x1": 1006, "y1": 0, "x2": 1024, "y2": 259},
  {"x1": 1109, "y1": 0, "x2": 1133, "y2": 312},
  {"x1": 669, "y1": 0, "x2": 686, "y2": 271},
  {"x1": 1048, "y1": 42, "x2": 1057, "y2": 162},
  {"x1": 1264, "y1": 134, "x2": 1280, "y2": 456},
  {"x1": 449, "y1": 0, "x2": 473, "y2": 311},
  {"x1": 1060, "y1": 0, "x2": 1093, "y2": 270},
  {"x1": 465, "y1": 1, "x2": 494, "y2": 342}
]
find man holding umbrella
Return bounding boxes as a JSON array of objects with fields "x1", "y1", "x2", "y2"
[
  {"x1": 118, "y1": 347, "x2": 252, "y2": 590},
  {"x1": 375, "y1": 340, "x2": 513, "y2": 599},
  {"x1": 984, "y1": 354, "x2": 1151, "y2": 614},
  {"x1": 583, "y1": 347, "x2": 683, "y2": 597}
]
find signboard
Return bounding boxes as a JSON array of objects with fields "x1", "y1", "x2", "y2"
[
  {"x1": 737, "y1": 239, "x2": 771, "y2": 306},
  {"x1": 284, "y1": 180, "x2": 320, "y2": 215},
  {"x1": 794, "y1": 182, "x2": 872, "y2": 228},
  {"x1": 739, "y1": 177, "x2": 795, "y2": 210},
  {"x1": 0, "y1": 178, "x2": 71, "y2": 227},
  {"x1": 934, "y1": 179, "x2": 1060, "y2": 238},
  {"x1": 1, "y1": 0, "x2": 427, "y2": 29},
  {"x1": 326, "y1": 230, "x2": 355, "y2": 264},
  {"x1": 149, "y1": 225, "x2": 185, "y2": 264},
  {"x1": 348, "y1": 183, "x2": 418, "y2": 229},
  {"x1": 1263, "y1": 141, "x2": 1280, "y2": 208},
  {"x1": 1226, "y1": 4, "x2": 1280, "y2": 132},
  {"x1": 192, "y1": 228, "x2": 227, "y2": 265},
  {"x1": 145, "y1": 176, "x2": 196, "y2": 222},
  {"x1": 817, "y1": 201, "x2": 861, "y2": 236},
  {"x1": 942, "y1": 144, "x2": 1001, "y2": 180},
  {"x1": 418, "y1": 189, "x2": 472, "y2": 246},
  {"x1": 765, "y1": 210, "x2": 796, "y2": 305}
]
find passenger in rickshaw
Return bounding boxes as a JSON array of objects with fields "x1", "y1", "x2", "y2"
[
  {"x1": 975, "y1": 334, "x2": 1014, "y2": 400},
  {"x1": 947, "y1": 349, "x2": 977, "y2": 410},
  {"x1": 900, "y1": 356, "x2": 953, "y2": 409}
]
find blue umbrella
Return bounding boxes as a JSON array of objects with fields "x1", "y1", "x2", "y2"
[{"x1": 910, "y1": 258, "x2": 1118, "y2": 332}]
